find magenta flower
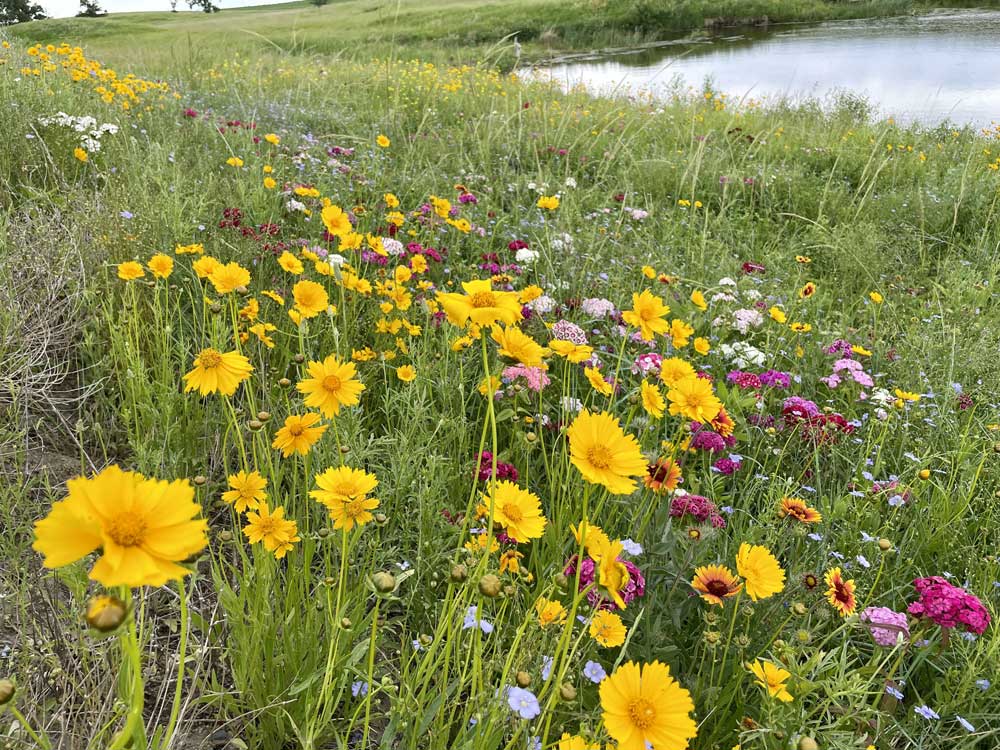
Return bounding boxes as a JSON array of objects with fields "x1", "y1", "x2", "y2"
[{"x1": 908, "y1": 577, "x2": 991, "y2": 635}]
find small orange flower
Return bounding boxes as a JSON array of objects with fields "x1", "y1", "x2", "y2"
[
  {"x1": 779, "y1": 497, "x2": 822, "y2": 524},
  {"x1": 643, "y1": 458, "x2": 681, "y2": 493},
  {"x1": 691, "y1": 564, "x2": 742, "y2": 606},
  {"x1": 824, "y1": 567, "x2": 856, "y2": 617}
]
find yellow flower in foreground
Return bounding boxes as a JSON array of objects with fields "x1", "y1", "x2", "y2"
[
  {"x1": 222, "y1": 470, "x2": 268, "y2": 513},
  {"x1": 824, "y1": 567, "x2": 857, "y2": 617},
  {"x1": 147, "y1": 253, "x2": 174, "y2": 279},
  {"x1": 622, "y1": 289, "x2": 670, "y2": 341},
  {"x1": 667, "y1": 375, "x2": 722, "y2": 423},
  {"x1": 536, "y1": 195, "x2": 560, "y2": 210},
  {"x1": 585, "y1": 366, "x2": 614, "y2": 397},
  {"x1": 589, "y1": 610, "x2": 626, "y2": 647},
  {"x1": 535, "y1": 597, "x2": 567, "y2": 628},
  {"x1": 640, "y1": 380, "x2": 665, "y2": 419},
  {"x1": 278, "y1": 251, "x2": 304, "y2": 275},
  {"x1": 376, "y1": 134, "x2": 390, "y2": 148},
  {"x1": 209, "y1": 261, "x2": 251, "y2": 294},
  {"x1": 292, "y1": 279, "x2": 329, "y2": 318},
  {"x1": 492, "y1": 326, "x2": 548, "y2": 367},
  {"x1": 769, "y1": 306, "x2": 787, "y2": 324},
  {"x1": 263, "y1": 176, "x2": 277, "y2": 189},
  {"x1": 567, "y1": 410, "x2": 647, "y2": 495},
  {"x1": 694, "y1": 337, "x2": 711, "y2": 355},
  {"x1": 272, "y1": 412, "x2": 328, "y2": 457},
  {"x1": 690, "y1": 289, "x2": 707, "y2": 311},
  {"x1": 735, "y1": 543, "x2": 785, "y2": 601},
  {"x1": 658, "y1": 357, "x2": 696, "y2": 387},
  {"x1": 264, "y1": 132, "x2": 280, "y2": 145},
  {"x1": 482, "y1": 480, "x2": 546, "y2": 542},
  {"x1": 593, "y1": 537, "x2": 631, "y2": 608},
  {"x1": 74, "y1": 147, "x2": 88, "y2": 162},
  {"x1": 558, "y1": 734, "x2": 600, "y2": 750},
  {"x1": 396, "y1": 364, "x2": 416, "y2": 382},
  {"x1": 869, "y1": 291, "x2": 884, "y2": 304},
  {"x1": 183, "y1": 348, "x2": 253, "y2": 396},
  {"x1": 297, "y1": 355, "x2": 365, "y2": 417},
  {"x1": 242, "y1": 504, "x2": 299, "y2": 559},
  {"x1": 311, "y1": 466, "x2": 380, "y2": 530},
  {"x1": 550, "y1": 339, "x2": 593, "y2": 362},
  {"x1": 437, "y1": 279, "x2": 522, "y2": 328},
  {"x1": 32, "y1": 465, "x2": 207, "y2": 587},
  {"x1": 669, "y1": 318, "x2": 694, "y2": 349},
  {"x1": 599, "y1": 661, "x2": 698, "y2": 750},
  {"x1": 321, "y1": 204, "x2": 352, "y2": 237},
  {"x1": 749, "y1": 659, "x2": 793, "y2": 702},
  {"x1": 192, "y1": 255, "x2": 220, "y2": 279},
  {"x1": 117, "y1": 261, "x2": 144, "y2": 280}
]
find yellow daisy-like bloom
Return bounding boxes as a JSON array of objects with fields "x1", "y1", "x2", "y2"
[
  {"x1": 667, "y1": 375, "x2": 723, "y2": 423},
  {"x1": 585, "y1": 366, "x2": 614, "y2": 397},
  {"x1": 869, "y1": 291, "x2": 884, "y2": 304},
  {"x1": 272, "y1": 412, "x2": 328, "y2": 457},
  {"x1": 292, "y1": 280, "x2": 329, "y2": 318},
  {"x1": 558, "y1": 734, "x2": 600, "y2": 750},
  {"x1": 147, "y1": 253, "x2": 174, "y2": 279},
  {"x1": 32, "y1": 465, "x2": 207, "y2": 587},
  {"x1": 644, "y1": 457, "x2": 682, "y2": 493},
  {"x1": 894, "y1": 388, "x2": 920, "y2": 402},
  {"x1": 192, "y1": 255, "x2": 220, "y2": 279},
  {"x1": 491, "y1": 326, "x2": 549, "y2": 367},
  {"x1": 183, "y1": 348, "x2": 253, "y2": 396},
  {"x1": 824, "y1": 567, "x2": 857, "y2": 617},
  {"x1": 117, "y1": 261, "x2": 144, "y2": 281},
  {"x1": 691, "y1": 564, "x2": 743, "y2": 606},
  {"x1": 242, "y1": 504, "x2": 300, "y2": 559},
  {"x1": 749, "y1": 659, "x2": 793, "y2": 702},
  {"x1": 74, "y1": 147, "x2": 88, "y2": 162},
  {"x1": 798, "y1": 281, "x2": 817, "y2": 299},
  {"x1": 396, "y1": 364, "x2": 416, "y2": 382},
  {"x1": 658, "y1": 357, "x2": 696, "y2": 387},
  {"x1": 621, "y1": 289, "x2": 671, "y2": 341},
  {"x1": 593, "y1": 537, "x2": 631, "y2": 609},
  {"x1": 209, "y1": 261, "x2": 251, "y2": 294},
  {"x1": 599, "y1": 661, "x2": 698, "y2": 750},
  {"x1": 297, "y1": 355, "x2": 365, "y2": 417},
  {"x1": 311, "y1": 466, "x2": 380, "y2": 531},
  {"x1": 735, "y1": 543, "x2": 786, "y2": 601},
  {"x1": 436, "y1": 279, "x2": 523, "y2": 328},
  {"x1": 482, "y1": 480, "x2": 547, "y2": 542},
  {"x1": 536, "y1": 195, "x2": 560, "y2": 210},
  {"x1": 690, "y1": 289, "x2": 707, "y2": 311},
  {"x1": 549, "y1": 339, "x2": 593, "y2": 362},
  {"x1": 694, "y1": 337, "x2": 711, "y2": 355},
  {"x1": 321, "y1": 204, "x2": 353, "y2": 237},
  {"x1": 376, "y1": 134, "x2": 390, "y2": 148},
  {"x1": 535, "y1": 596, "x2": 567, "y2": 627},
  {"x1": 769, "y1": 306, "x2": 787, "y2": 324},
  {"x1": 278, "y1": 251, "x2": 304, "y2": 275},
  {"x1": 640, "y1": 380, "x2": 665, "y2": 419},
  {"x1": 789, "y1": 322, "x2": 812, "y2": 333},
  {"x1": 589, "y1": 609, "x2": 627, "y2": 647},
  {"x1": 779, "y1": 497, "x2": 822, "y2": 524},
  {"x1": 221, "y1": 470, "x2": 268, "y2": 513},
  {"x1": 567, "y1": 410, "x2": 647, "y2": 495},
  {"x1": 669, "y1": 318, "x2": 694, "y2": 349},
  {"x1": 570, "y1": 519, "x2": 611, "y2": 557}
]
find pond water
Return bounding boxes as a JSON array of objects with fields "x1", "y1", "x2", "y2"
[{"x1": 537, "y1": 9, "x2": 1000, "y2": 126}]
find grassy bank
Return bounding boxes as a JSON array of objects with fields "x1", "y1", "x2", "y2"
[
  {"x1": 8, "y1": 0, "x2": 1000, "y2": 67},
  {"x1": 1, "y1": 11, "x2": 1000, "y2": 750}
]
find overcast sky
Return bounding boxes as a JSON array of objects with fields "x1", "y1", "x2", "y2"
[{"x1": 41, "y1": 0, "x2": 295, "y2": 18}]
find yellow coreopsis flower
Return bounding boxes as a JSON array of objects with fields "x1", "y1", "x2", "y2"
[
  {"x1": 622, "y1": 289, "x2": 670, "y2": 341},
  {"x1": 32, "y1": 465, "x2": 207, "y2": 587},
  {"x1": 297, "y1": 355, "x2": 365, "y2": 417},
  {"x1": 481, "y1": 480, "x2": 547, "y2": 542},
  {"x1": 599, "y1": 661, "x2": 697, "y2": 750},
  {"x1": 222, "y1": 470, "x2": 268, "y2": 513},
  {"x1": 396, "y1": 364, "x2": 416, "y2": 382},
  {"x1": 491, "y1": 326, "x2": 548, "y2": 367},
  {"x1": 640, "y1": 380, "x2": 665, "y2": 419},
  {"x1": 659, "y1": 357, "x2": 696, "y2": 387},
  {"x1": 209, "y1": 261, "x2": 251, "y2": 294},
  {"x1": 117, "y1": 260, "x2": 144, "y2": 280},
  {"x1": 735, "y1": 543, "x2": 785, "y2": 601},
  {"x1": 74, "y1": 147, "x2": 88, "y2": 162},
  {"x1": 536, "y1": 195, "x2": 560, "y2": 210},
  {"x1": 243, "y1": 503, "x2": 300, "y2": 559},
  {"x1": 535, "y1": 597, "x2": 568, "y2": 627},
  {"x1": 292, "y1": 280, "x2": 329, "y2": 318},
  {"x1": 192, "y1": 255, "x2": 221, "y2": 279},
  {"x1": 278, "y1": 251, "x2": 304, "y2": 275},
  {"x1": 585, "y1": 366, "x2": 614, "y2": 396},
  {"x1": 311, "y1": 466, "x2": 380, "y2": 531},
  {"x1": 566, "y1": 410, "x2": 647, "y2": 495},
  {"x1": 376, "y1": 134, "x2": 390, "y2": 148},
  {"x1": 550, "y1": 339, "x2": 593, "y2": 362},
  {"x1": 321, "y1": 204, "x2": 352, "y2": 238},
  {"x1": 769, "y1": 306, "x2": 787, "y2": 324},
  {"x1": 669, "y1": 318, "x2": 694, "y2": 349},
  {"x1": 667, "y1": 375, "x2": 722, "y2": 423},
  {"x1": 147, "y1": 253, "x2": 173, "y2": 279},
  {"x1": 436, "y1": 279, "x2": 522, "y2": 328},
  {"x1": 589, "y1": 610, "x2": 626, "y2": 647},
  {"x1": 694, "y1": 337, "x2": 711, "y2": 355},
  {"x1": 690, "y1": 289, "x2": 707, "y2": 311},
  {"x1": 869, "y1": 291, "x2": 884, "y2": 304},
  {"x1": 749, "y1": 660, "x2": 793, "y2": 702},
  {"x1": 272, "y1": 412, "x2": 328, "y2": 457},
  {"x1": 183, "y1": 348, "x2": 253, "y2": 396}
]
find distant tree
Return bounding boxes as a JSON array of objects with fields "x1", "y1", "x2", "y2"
[
  {"x1": 77, "y1": 0, "x2": 106, "y2": 17},
  {"x1": 308, "y1": 0, "x2": 331, "y2": 6},
  {"x1": 0, "y1": 0, "x2": 47, "y2": 24},
  {"x1": 187, "y1": 0, "x2": 220, "y2": 11}
]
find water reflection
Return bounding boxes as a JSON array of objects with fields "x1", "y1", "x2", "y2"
[{"x1": 538, "y1": 10, "x2": 1000, "y2": 125}]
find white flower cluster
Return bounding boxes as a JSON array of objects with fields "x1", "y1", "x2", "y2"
[{"x1": 37, "y1": 112, "x2": 119, "y2": 153}]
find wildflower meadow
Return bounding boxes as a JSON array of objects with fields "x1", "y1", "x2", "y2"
[{"x1": 1, "y1": 10, "x2": 999, "y2": 750}]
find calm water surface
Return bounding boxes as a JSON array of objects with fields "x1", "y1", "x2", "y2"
[{"x1": 538, "y1": 10, "x2": 1000, "y2": 125}]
